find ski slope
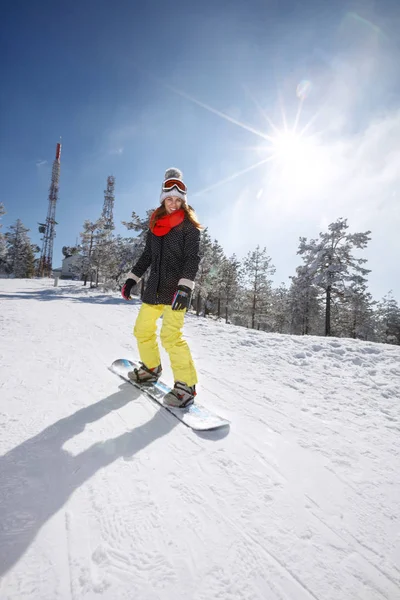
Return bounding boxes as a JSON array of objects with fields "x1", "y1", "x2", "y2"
[{"x1": 0, "y1": 278, "x2": 399, "y2": 600}]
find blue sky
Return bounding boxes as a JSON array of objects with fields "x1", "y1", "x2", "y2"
[{"x1": 1, "y1": 0, "x2": 400, "y2": 300}]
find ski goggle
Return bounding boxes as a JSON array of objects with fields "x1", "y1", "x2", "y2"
[{"x1": 162, "y1": 178, "x2": 187, "y2": 194}]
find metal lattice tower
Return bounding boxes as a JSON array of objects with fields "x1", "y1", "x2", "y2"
[
  {"x1": 38, "y1": 142, "x2": 62, "y2": 277},
  {"x1": 102, "y1": 175, "x2": 115, "y2": 231}
]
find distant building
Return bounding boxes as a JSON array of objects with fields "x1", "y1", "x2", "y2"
[{"x1": 61, "y1": 254, "x2": 84, "y2": 279}]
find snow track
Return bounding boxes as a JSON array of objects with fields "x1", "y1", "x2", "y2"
[{"x1": 0, "y1": 279, "x2": 399, "y2": 599}]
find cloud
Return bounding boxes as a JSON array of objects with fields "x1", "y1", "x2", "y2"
[{"x1": 35, "y1": 160, "x2": 48, "y2": 167}]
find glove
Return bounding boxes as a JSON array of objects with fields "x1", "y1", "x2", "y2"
[
  {"x1": 121, "y1": 278, "x2": 136, "y2": 300},
  {"x1": 171, "y1": 285, "x2": 192, "y2": 311}
]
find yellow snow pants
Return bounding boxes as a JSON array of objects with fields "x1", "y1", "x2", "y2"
[{"x1": 133, "y1": 303, "x2": 198, "y2": 387}]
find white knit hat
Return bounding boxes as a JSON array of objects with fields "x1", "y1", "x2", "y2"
[{"x1": 160, "y1": 167, "x2": 187, "y2": 204}]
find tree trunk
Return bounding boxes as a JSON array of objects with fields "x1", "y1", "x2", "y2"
[
  {"x1": 304, "y1": 308, "x2": 309, "y2": 335},
  {"x1": 304, "y1": 291, "x2": 309, "y2": 335},
  {"x1": 84, "y1": 232, "x2": 94, "y2": 288},
  {"x1": 204, "y1": 294, "x2": 210, "y2": 316},
  {"x1": 351, "y1": 311, "x2": 357, "y2": 338},
  {"x1": 196, "y1": 292, "x2": 201, "y2": 316},
  {"x1": 325, "y1": 285, "x2": 331, "y2": 336},
  {"x1": 251, "y1": 291, "x2": 256, "y2": 329}
]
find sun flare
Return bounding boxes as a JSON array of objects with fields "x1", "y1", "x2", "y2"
[
  {"x1": 267, "y1": 129, "x2": 328, "y2": 192},
  {"x1": 271, "y1": 130, "x2": 309, "y2": 162}
]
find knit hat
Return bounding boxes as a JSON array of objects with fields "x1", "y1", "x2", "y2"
[{"x1": 160, "y1": 167, "x2": 187, "y2": 204}]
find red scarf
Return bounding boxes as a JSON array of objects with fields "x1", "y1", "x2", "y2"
[{"x1": 150, "y1": 209, "x2": 185, "y2": 236}]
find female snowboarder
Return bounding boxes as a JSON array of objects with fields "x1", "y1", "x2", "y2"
[{"x1": 121, "y1": 168, "x2": 202, "y2": 408}]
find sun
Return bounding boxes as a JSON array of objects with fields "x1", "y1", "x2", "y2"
[
  {"x1": 267, "y1": 129, "x2": 328, "y2": 191},
  {"x1": 271, "y1": 130, "x2": 308, "y2": 162}
]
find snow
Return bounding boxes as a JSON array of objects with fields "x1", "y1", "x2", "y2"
[{"x1": 0, "y1": 278, "x2": 399, "y2": 600}]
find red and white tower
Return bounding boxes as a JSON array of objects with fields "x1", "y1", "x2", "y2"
[{"x1": 38, "y1": 142, "x2": 62, "y2": 277}]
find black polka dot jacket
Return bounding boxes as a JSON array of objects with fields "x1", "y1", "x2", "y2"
[{"x1": 127, "y1": 216, "x2": 201, "y2": 305}]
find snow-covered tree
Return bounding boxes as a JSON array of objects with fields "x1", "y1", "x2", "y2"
[
  {"x1": 335, "y1": 276, "x2": 376, "y2": 340},
  {"x1": 270, "y1": 282, "x2": 291, "y2": 334},
  {"x1": 202, "y1": 239, "x2": 226, "y2": 317},
  {"x1": 76, "y1": 212, "x2": 143, "y2": 291},
  {"x1": 194, "y1": 229, "x2": 214, "y2": 315},
  {"x1": 289, "y1": 265, "x2": 323, "y2": 335},
  {"x1": 241, "y1": 245, "x2": 275, "y2": 330},
  {"x1": 122, "y1": 210, "x2": 152, "y2": 234},
  {"x1": 90, "y1": 217, "x2": 113, "y2": 286},
  {"x1": 80, "y1": 219, "x2": 101, "y2": 286},
  {"x1": 297, "y1": 218, "x2": 371, "y2": 336},
  {"x1": 219, "y1": 254, "x2": 241, "y2": 324},
  {"x1": 376, "y1": 291, "x2": 400, "y2": 345},
  {"x1": 4, "y1": 219, "x2": 37, "y2": 278},
  {"x1": 108, "y1": 234, "x2": 140, "y2": 287},
  {"x1": 24, "y1": 243, "x2": 36, "y2": 279}
]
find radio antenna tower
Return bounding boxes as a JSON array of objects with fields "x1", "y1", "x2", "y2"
[
  {"x1": 38, "y1": 142, "x2": 62, "y2": 277},
  {"x1": 102, "y1": 175, "x2": 115, "y2": 231}
]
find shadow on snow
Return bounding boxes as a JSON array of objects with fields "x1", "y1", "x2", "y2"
[
  {"x1": 0, "y1": 382, "x2": 178, "y2": 577},
  {"x1": 0, "y1": 287, "x2": 141, "y2": 306}
]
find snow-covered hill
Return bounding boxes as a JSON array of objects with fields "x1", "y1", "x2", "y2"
[{"x1": 0, "y1": 278, "x2": 399, "y2": 600}]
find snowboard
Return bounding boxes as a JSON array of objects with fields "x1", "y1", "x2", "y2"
[{"x1": 109, "y1": 359, "x2": 229, "y2": 431}]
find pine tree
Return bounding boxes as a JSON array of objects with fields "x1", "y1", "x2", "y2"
[
  {"x1": 289, "y1": 265, "x2": 323, "y2": 335},
  {"x1": 4, "y1": 219, "x2": 36, "y2": 278},
  {"x1": 91, "y1": 217, "x2": 112, "y2": 286},
  {"x1": 297, "y1": 218, "x2": 371, "y2": 336},
  {"x1": 203, "y1": 239, "x2": 225, "y2": 317},
  {"x1": 377, "y1": 291, "x2": 400, "y2": 345},
  {"x1": 194, "y1": 229, "x2": 214, "y2": 315},
  {"x1": 336, "y1": 276, "x2": 376, "y2": 340},
  {"x1": 24, "y1": 243, "x2": 37, "y2": 279},
  {"x1": 241, "y1": 245, "x2": 276, "y2": 329},
  {"x1": 80, "y1": 219, "x2": 102, "y2": 286},
  {"x1": 109, "y1": 234, "x2": 139, "y2": 286},
  {"x1": 219, "y1": 254, "x2": 241, "y2": 324},
  {"x1": 122, "y1": 210, "x2": 152, "y2": 234},
  {"x1": 270, "y1": 283, "x2": 291, "y2": 334}
]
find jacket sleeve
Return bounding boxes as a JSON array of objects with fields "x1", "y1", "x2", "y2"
[
  {"x1": 178, "y1": 223, "x2": 201, "y2": 291},
  {"x1": 126, "y1": 230, "x2": 152, "y2": 283}
]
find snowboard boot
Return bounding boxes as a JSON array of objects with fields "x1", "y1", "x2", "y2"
[
  {"x1": 128, "y1": 362, "x2": 162, "y2": 385},
  {"x1": 163, "y1": 381, "x2": 196, "y2": 408}
]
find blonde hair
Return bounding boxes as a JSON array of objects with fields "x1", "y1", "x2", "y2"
[{"x1": 150, "y1": 202, "x2": 203, "y2": 231}]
